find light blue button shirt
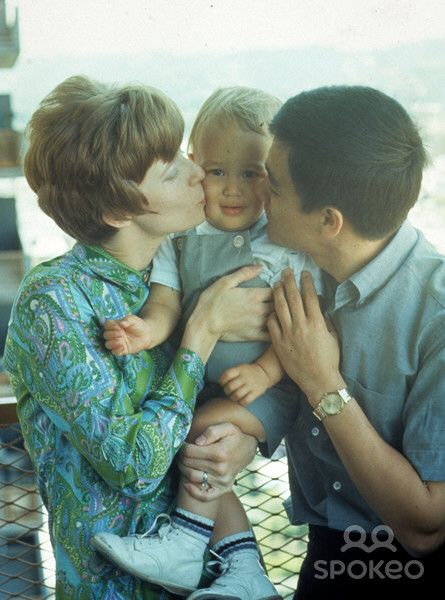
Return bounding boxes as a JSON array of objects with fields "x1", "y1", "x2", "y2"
[{"x1": 281, "y1": 221, "x2": 445, "y2": 532}]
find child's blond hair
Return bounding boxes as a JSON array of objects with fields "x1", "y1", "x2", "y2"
[{"x1": 188, "y1": 86, "x2": 282, "y2": 154}]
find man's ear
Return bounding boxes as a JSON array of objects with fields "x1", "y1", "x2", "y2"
[
  {"x1": 102, "y1": 213, "x2": 133, "y2": 229},
  {"x1": 321, "y1": 207, "x2": 343, "y2": 238}
]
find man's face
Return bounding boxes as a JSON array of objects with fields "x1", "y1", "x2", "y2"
[{"x1": 265, "y1": 140, "x2": 321, "y2": 254}]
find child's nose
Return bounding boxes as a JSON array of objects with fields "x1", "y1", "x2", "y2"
[{"x1": 223, "y1": 176, "x2": 242, "y2": 196}]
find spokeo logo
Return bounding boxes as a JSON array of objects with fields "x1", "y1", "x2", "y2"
[{"x1": 314, "y1": 525, "x2": 424, "y2": 580}]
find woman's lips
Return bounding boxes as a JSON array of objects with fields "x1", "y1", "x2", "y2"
[{"x1": 221, "y1": 206, "x2": 244, "y2": 216}]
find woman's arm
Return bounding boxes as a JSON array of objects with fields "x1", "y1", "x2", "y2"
[
  {"x1": 180, "y1": 264, "x2": 270, "y2": 362},
  {"x1": 5, "y1": 265, "x2": 269, "y2": 501},
  {"x1": 4, "y1": 276, "x2": 202, "y2": 500}
]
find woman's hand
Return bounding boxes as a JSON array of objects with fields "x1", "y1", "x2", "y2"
[
  {"x1": 181, "y1": 265, "x2": 272, "y2": 362},
  {"x1": 178, "y1": 423, "x2": 258, "y2": 501}
]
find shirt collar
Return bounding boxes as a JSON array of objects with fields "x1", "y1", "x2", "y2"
[
  {"x1": 346, "y1": 221, "x2": 419, "y2": 305},
  {"x1": 72, "y1": 243, "x2": 151, "y2": 292},
  {"x1": 324, "y1": 221, "x2": 419, "y2": 311}
]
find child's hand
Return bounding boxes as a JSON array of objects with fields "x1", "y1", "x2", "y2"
[
  {"x1": 103, "y1": 315, "x2": 153, "y2": 356},
  {"x1": 219, "y1": 363, "x2": 272, "y2": 406}
]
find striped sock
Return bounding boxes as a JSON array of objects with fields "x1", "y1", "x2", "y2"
[
  {"x1": 171, "y1": 508, "x2": 214, "y2": 544},
  {"x1": 212, "y1": 531, "x2": 259, "y2": 560}
]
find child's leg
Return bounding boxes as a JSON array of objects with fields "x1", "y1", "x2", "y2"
[
  {"x1": 211, "y1": 491, "x2": 250, "y2": 543},
  {"x1": 183, "y1": 400, "x2": 279, "y2": 599},
  {"x1": 93, "y1": 399, "x2": 278, "y2": 598},
  {"x1": 176, "y1": 396, "x2": 266, "y2": 519}
]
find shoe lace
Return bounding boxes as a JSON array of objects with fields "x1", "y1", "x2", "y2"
[
  {"x1": 138, "y1": 513, "x2": 173, "y2": 540},
  {"x1": 205, "y1": 549, "x2": 229, "y2": 578}
]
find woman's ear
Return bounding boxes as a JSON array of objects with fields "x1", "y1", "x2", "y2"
[
  {"x1": 102, "y1": 213, "x2": 133, "y2": 229},
  {"x1": 321, "y1": 207, "x2": 343, "y2": 238}
]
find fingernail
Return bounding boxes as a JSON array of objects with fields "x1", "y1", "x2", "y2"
[{"x1": 195, "y1": 435, "x2": 206, "y2": 445}]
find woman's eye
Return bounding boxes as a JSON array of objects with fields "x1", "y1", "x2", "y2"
[
  {"x1": 242, "y1": 170, "x2": 258, "y2": 179},
  {"x1": 208, "y1": 169, "x2": 224, "y2": 176}
]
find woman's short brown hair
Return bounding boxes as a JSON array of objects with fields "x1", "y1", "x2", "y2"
[{"x1": 24, "y1": 75, "x2": 184, "y2": 244}]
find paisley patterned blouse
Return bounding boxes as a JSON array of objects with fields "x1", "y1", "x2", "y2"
[{"x1": 4, "y1": 243, "x2": 205, "y2": 600}]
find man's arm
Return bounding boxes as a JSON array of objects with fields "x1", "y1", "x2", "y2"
[{"x1": 268, "y1": 269, "x2": 445, "y2": 555}]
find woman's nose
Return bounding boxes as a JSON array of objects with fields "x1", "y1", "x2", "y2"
[{"x1": 192, "y1": 163, "x2": 205, "y2": 183}]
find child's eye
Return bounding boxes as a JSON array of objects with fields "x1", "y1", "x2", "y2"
[
  {"x1": 242, "y1": 170, "x2": 258, "y2": 179},
  {"x1": 208, "y1": 169, "x2": 224, "y2": 176}
]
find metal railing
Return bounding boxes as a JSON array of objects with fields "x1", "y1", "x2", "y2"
[{"x1": 0, "y1": 395, "x2": 306, "y2": 599}]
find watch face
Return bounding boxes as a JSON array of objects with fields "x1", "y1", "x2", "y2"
[{"x1": 322, "y1": 394, "x2": 343, "y2": 414}]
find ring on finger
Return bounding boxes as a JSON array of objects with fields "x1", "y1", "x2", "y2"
[{"x1": 201, "y1": 471, "x2": 209, "y2": 490}]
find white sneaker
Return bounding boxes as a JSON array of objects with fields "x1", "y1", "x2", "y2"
[
  {"x1": 187, "y1": 550, "x2": 282, "y2": 600},
  {"x1": 92, "y1": 514, "x2": 207, "y2": 596}
]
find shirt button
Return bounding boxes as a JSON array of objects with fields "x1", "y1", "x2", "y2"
[
  {"x1": 233, "y1": 235, "x2": 245, "y2": 248},
  {"x1": 311, "y1": 427, "x2": 320, "y2": 437},
  {"x1": 333, "y1": 481, "x2": 342, "y2": 491},
  {"x1": 176, "y1": 238, "x2": 183, "y2": 250},
  {"x1": 143, "y1": 272, "x2": 150, "y2": 283}
]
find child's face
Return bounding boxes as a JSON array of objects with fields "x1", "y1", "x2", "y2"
[{"x1": 191, "y1": 121, "x2": 271, "y2": 231}]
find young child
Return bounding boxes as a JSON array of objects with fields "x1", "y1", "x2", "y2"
[{"x1": 93, "y1": 87, "x2": 321, "y2": 599}]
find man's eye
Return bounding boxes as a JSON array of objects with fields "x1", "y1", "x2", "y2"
[
  {"x1": 242, "y1": 170, "x2": 258, "y2": 179},
  {"x1": 208, "y1": 169, "x2": 224, "y2": 176}
]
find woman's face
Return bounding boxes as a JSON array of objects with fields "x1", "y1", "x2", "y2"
[{"x1": 134, "y1": 152, "x2": 206, "y2": 236}]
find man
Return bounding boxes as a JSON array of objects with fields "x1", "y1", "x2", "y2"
[{"x1": 182, "y1": 86, "x2": 445, "y2": 598}]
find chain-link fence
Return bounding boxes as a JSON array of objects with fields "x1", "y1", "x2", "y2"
[{"x1": 0, "y1": 396, "x2": 307, "y2": 599}]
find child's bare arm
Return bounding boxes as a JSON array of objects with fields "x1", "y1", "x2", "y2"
[
  {"x1": 219, "y1": 346, "x2": 285, "y2": 406},
  {"x1": 188, "y1": 396, "x2": 266, "y2": 443},
  {"x1": 103, "y1": 283, "x2": 181, "y2": 355}
]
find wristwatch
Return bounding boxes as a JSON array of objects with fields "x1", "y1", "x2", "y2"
[{"x1": 313, "y1": 388, "x2": 352, "y2": 421}]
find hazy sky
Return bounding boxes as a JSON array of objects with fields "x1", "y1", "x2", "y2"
[{"x1": 6, "y1": 0, "x2": 445, "y2": 57}]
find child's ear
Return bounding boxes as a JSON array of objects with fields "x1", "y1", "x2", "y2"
[{"x1": 103, "y1": 213, "x2": 133, "y2": 229}]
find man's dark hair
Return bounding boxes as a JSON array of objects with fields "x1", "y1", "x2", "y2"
[{"x1": 270, "y1": 86, "x2": 427, "y2": 239}]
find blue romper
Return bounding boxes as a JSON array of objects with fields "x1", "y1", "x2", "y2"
[{"x1": 151, "y1": 214, "x2": 322, "y2": 451}]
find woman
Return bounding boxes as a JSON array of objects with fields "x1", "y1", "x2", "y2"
[{"x1": 4, "y1": 76, "x2": 268, "y2": 599}]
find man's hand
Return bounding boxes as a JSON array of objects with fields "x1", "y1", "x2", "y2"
[
  {"x1": 219, "y1": 363, "x2": 271, "y2": 406},
  {"x1": 178, "y1": 423, "x2": 258, "y2": 501},
  {"x1": 103, "y1": 315, "x2": 153, "y2": 356},
  {"x1": 268, "y1": 269, "x2": 345, "y2": 406}
]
